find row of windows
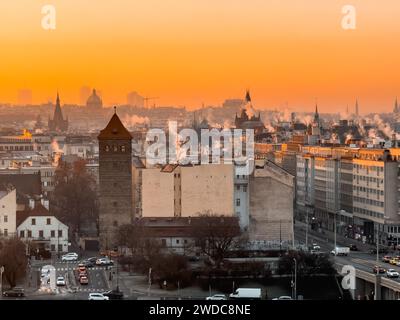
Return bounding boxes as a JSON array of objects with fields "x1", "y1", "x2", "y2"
[
  {"x1": 354, "y1": 197, "x2": 384, "y2": 207},
  {"x1": 104, "y1": 145, "x2": 127, "y2": 152},
  {"x1": 354, "y1": 164, "x2": 384, "y2": 172},
  {"x1": 20, "y1": 229, "x2": 63, "y2": 238},
  {"x1": 354, "y1": 175, "x2": 383, "y2": 183},
  {"x1": 353, "y1": 186, "x2": 384, "y2": 195},
  {"x1": 354, "y1": 206, "x2": 384, "y2": 219},
  {"x1": 161, "y1": 238, "x2": 189, "y2": 247},
  {"x1": 236, "y1": 185, "x2": 247, "y2": 192},
  {"x1": 0, "y1": 145, "x2": 33, "y2": 151},
  {"x1": 31, "y1": 218, "x2": 52, "y2": 225}
]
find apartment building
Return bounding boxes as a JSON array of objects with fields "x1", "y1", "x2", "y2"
[
  {"x1": 0, "y1": 186, "x2": 17, "y2": 238},
  {"x1": 296, "y1": 146, "x2": 400, "y2": 245}
]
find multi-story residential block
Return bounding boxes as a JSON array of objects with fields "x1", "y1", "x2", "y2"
[
  {"x1": 0, "y1": 186, "x2": 17, "y2": 238},
  {"x1": 296, "y1": 146, "x2": 400, "y2": 245}
]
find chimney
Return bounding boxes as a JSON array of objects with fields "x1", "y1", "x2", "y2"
[
  {"x1": 29, "y1": 198, "x2": 35, "y2": 210},
  {"x1": 41, "y1": 198, "x2": 50, "y2": 210}
]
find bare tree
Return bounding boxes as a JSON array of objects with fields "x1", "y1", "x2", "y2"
[
  {"x1": 51, "y1": 159, "x2": 99, "y2": 237},
  {"x1": 0, "y1": 237, "x2": 28, "y2": 288},
  {"x1": 115, "y1": 221, "x2": 160, "y2": 258},
  {"x1": 192, "y1": 213, "x2": 241, "y2": 267}
]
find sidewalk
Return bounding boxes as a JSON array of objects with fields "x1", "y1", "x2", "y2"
[
  {"x1": 295, "y1": 220, "x2": 379, "y2": 252},
  {"x1": 111, "y1": 271, "x2": 213, "y2": 299}
]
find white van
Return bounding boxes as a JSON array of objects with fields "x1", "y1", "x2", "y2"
[{"x1": 229, "y1": 288, "x2": 262, "y2": 300}]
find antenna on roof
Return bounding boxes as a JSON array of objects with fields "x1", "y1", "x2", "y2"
[{"x1": 114, "y1": 106, "x2": 117, "y2": 114}]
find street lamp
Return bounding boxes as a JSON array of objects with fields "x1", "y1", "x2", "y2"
[
  {"x1": 0, "y1": 266, "x2": 4, "y2": 296},
  {"x1": 292, "y1": 258, "x2": 297, "y2": 300}
]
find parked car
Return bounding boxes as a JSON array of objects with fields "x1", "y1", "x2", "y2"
[
  {"x1": 96, "y1": 258, "x2": 114, "y2": 266},
  {"x1": 349, "y1": 244, "x2": 358, "y2": 251},
  {"x1": 56, "y1": 276, "x2": 66, "y2": 286},
  {"x1": 102, "y1": 289, "x2": 124, "y2": 300},
  {"x1": 382, "y1": 256, "x2": 392, "y2": 263},
  {"x1": 272, "y1": 296, "x2": 293, "y2": 300},
  {"x1": 3, "y1": 287, "x2": 25, "y2": 297},
  {"x1": 79, "y1": 271, "x2": 87, "y2": 278},
  {"x1": 88, "y1": 293, "x2": 109, "y2": 301},
  {"x1": 386, "y1": 269, "x2": 400, "y2": 278},
  {"x1": 311, "y1": 243, "x2": 321, "y2": 251},
  {"x1": 80, "y1": 276, "x2": 89, "y2": 285},
  {"x1": 206, "y1": 294, "x2": 227, "y2": 300},
  {"x1": 372, "y1": 266, "x2": 386, "y2": 274}
]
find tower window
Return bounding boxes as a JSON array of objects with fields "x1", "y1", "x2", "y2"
[
  {"x1": 105, "y1": 145, "x2": 110, "y2": 152},
  {"x1": 113, "y1": 221, "x2": 118, "y2": 227},
  {"x1": 121, "y1": 145, "x2": 126, "y2": 152},
  {"x1": 113, "y1": 145, "x2": 118, "y2": 152},
  {"x1": 113, "y1": 201, "x2": 118, "y2": 207}
]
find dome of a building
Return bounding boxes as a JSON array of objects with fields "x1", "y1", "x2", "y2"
[{"x1": 86, "y1": 89, "x2": 103, "y2": 109}]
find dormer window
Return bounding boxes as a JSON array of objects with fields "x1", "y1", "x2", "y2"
[
  {"x1": 121, "y1": 145, "x2": 126, "y2": 152},
  {"x1": 105, "y1": 145, "x2": 110, "y2": 152},
  {"x1": 113, "y1": 145, "x2": 118, "y2": 152}
]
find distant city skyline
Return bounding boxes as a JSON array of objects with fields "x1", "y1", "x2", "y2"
[{"x1": 1, "y1": 1, "x2": 399, "y2": 112}]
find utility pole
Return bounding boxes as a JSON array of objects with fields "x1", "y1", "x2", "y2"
[
  {"x1": 375, "y1": 226, "x2": 380, "y2": 301},
  {"x1": 305, "y1": 209, "x2": 309, "y2": 249},
  {"x1": 279, "y1": 219, "x2": 282, "y2": 251}
]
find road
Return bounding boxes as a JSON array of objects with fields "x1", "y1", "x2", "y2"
[
  {"x1": 17, "y1": 255, "x2": 111, "y2": 300},
  {"x1": 294, "y1": 224, "x2": 400, "y2": 283}
]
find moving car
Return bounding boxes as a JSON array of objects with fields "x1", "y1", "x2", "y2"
[
  {"x1": 330, "y1": 247, "x2": 350, "y2": 256},
  {"x1": 370, "y1": 248, "x2": 389, "y2": 254},
  {"x1": 102, "y1": 289, "x2": 124, "y2": 300},
  {"x1": 206, "y1": 294, "x2": 227, "y2": 300},
  {"x1": 382, "y1": 256, "x2": 392, "y2": 263},
  {"x1": 56, "y1": 276, "x2": 66, "y2": 286},
  {"x1": 349, "y1": 244, "x2": 358, "y2": 251},
  {"x1": 229, "y1": 288, "x2": 262, "y2": 300},
  {"x1": 62, "y1": 253, "x2": 78, "y2": 262},
  {"x1": 372, "y1": 266, "x2": 386, "y2": 274},
  {"x1": 79, "y1": 276, "x2": 89, "y2": 285},
  {"x1": 3, "y1": 287, "x2": 25, "y2": 297},
  {"x1": 312, "y1": 243, "x2": 321, "y2": 251},
  {"x1": 78, "y1": 264, "x2": 87, "y2": 272},
  {"x1": 81, "y1": 260, "x2": 95, "y2": 268},
  {"x1": 386, "y1": 269, "x2": 400, "y2": 278},
  {"x1": 389, "y1": 258, "x2": 399, "y2": 265},
  {"x1": 88, "y1": 293, "x2": 109, "y2": 301}
]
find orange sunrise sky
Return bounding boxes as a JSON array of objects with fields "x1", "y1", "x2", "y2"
[{"x1": 0, "y1": 0, "x2": 400, "y2": 112}]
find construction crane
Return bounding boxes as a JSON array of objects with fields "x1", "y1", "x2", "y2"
[{"x1": 143, "y1": 97, "x2": 160, "y2": 108}]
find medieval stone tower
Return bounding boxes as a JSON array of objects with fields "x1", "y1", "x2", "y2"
[{"x1": 98, "y1": 108, "x2": 133, "y2": 249}]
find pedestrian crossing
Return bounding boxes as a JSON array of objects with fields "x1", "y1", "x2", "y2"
[{"x1": 36, "y1": 267, "x2": 107, "y2": 272}]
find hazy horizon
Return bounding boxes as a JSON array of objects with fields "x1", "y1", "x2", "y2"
[{"x1": 1, "y1": 0, "x2": 400, "y2": 112}]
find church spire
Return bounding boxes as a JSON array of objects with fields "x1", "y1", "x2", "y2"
[
  {"x1": 313, "y1": 103, "x2": 320, "y2": 124},
  {"x1": 394, "y1": 97, "x2": 399, "y2": 113},
  {"x1": 355, "y1": 99, "x2": 359, "y2": 116},
  {"x1": 245, "y1": 90, "x2": 251, "y2": 103}
]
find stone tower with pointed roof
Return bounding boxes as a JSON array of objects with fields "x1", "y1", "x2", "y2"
[
  {"x1": 48, "y1": 93, "x2": 68, "y2": 132},
  {"x1": 394, "y1": 98, "x2": 399, "y2": 114},
  {"x1": 98, "y1": 108, "x2": 134, "y2": 249}
]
